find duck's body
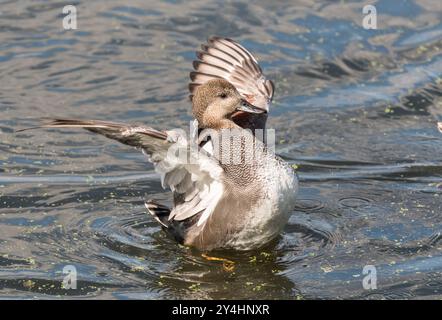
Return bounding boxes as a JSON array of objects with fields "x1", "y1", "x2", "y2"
[
  {"x1": 203, "y1": 151, "x2": 297, "y2": 250},
  {"x1": 23, "y1": 37, "x2": 298, "y2": 251},
  {"x1": 149, "y1": 126, "x2": 298, "y2": 251}
]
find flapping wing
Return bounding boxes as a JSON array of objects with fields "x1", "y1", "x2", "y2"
[
  {"x1": 19, "y1": 119, "x2": 224, "y2": 227},
  {"x1": 19, "y1": 118, "x2": 169, "y2": 156},
  {"x1": 189, "y1": 36, "x2": 274, "y2": 111}
]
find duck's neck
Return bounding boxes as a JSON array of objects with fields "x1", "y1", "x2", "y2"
[{"x1": 202, "y1": 114, "x2": 238, "y2": 130}]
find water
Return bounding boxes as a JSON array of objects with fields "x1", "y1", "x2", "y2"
[{"x1": 1, "y1": 0, "x2": 442, "y2": 299}]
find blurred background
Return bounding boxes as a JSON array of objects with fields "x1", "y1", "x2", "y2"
[{"x1": 0, "y1": 0, "x2": 441, "y2": 299}]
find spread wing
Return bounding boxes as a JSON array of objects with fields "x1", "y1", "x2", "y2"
[
  {"x1": 19, "y1": 119, "x2": 224, "y2": 227},
  {"x1": 189, "y1": 36, "x2": 274, "y2": 112}
]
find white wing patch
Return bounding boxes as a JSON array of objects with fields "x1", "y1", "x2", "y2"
[
  {"x1": 196, "y1": 180, "x2": 224, "y2": 226},
  {"x1": 150, "y1": 127, "x2": 224, "y2": 227}
]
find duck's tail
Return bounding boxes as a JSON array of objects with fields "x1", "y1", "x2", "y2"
[
  {"x1": 145, "y1": 200, "x2": 186, "y2": 244},
  {"x1": 144, "y1": 200, "x2": 171, "y2": 228}
]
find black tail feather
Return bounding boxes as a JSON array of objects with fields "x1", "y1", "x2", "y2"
[
  {"x1": 145, "y1": 200, "x2": 185, "y2": 244},
  {"x1": 145, "y1": 199, "x2": 171, "y2": 228}
]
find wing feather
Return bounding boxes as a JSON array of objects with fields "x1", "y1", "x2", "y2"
[
  {"x1": 189, "y1": 36, "x2": 274, "y2": 111},
  {"x1": 19, "y1": 118, "x2": 224, "y2": 227}
]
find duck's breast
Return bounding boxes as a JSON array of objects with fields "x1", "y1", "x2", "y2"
[{"x1": 224, "y1": 157, "x2": 298, "y2": 250}]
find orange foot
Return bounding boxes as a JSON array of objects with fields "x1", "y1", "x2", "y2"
[{"x1": 201, "y1": 253, "x2": 235, "y2": 272}]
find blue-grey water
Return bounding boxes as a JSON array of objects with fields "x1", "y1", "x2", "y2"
[{"x1": 1, "y1": 0, "x2": 442, "y2": 299}]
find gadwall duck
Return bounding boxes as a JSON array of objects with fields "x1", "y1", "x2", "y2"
[{"x1": 21, "y1": 37, "x2": 298, "y2": 251}]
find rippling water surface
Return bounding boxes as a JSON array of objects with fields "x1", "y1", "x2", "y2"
[{"x1": 1, "y1": 0, "x2": 442, "y2": 299}]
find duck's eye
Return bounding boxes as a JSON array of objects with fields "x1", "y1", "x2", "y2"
[{"x1": 219, "y1": 93, "x2": 227, "y2": 99}]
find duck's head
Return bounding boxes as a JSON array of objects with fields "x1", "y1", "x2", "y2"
[{"x1": 192, "y1": 79, "x2": 266, "y2": 129}]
